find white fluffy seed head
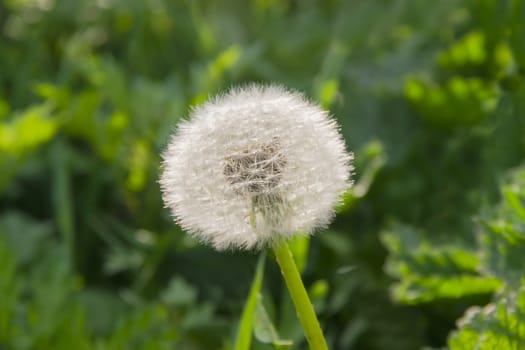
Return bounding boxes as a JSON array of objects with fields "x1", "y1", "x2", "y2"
[{"x1": 160, "y1": 84, "x2": 353, "y2": 251}]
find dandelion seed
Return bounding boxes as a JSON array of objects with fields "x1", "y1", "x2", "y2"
[{"x1": 160, "y1": 84, "x2": 353, "y2": 250}]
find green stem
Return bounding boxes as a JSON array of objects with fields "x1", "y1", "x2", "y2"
[
  {"x1": 51, "y1": 138, "x2": 75, "y2": 266},
  {"x1": 272, "y1": 240, "x2": 329, "y2": 350}
]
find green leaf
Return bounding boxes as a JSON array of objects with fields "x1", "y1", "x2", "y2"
[
  {"x1": 438, "y1": 31, "x2": 487, "y2": 69},
  {"x1": 382, "y1": 223, "x2": 501, "y2": 304},
  {"x1": 101, "y1": 305, "x2": 177, "y2": 350},
  {"x1": 0, "y1": 212, "x2": 53, "y2": 265},
  {"x1": 479, "y1": 165, "x2": 525, "y2": 284},
  {"x1": 391, "y1": 275, "x2": 503, "y2": 304},
  {"x1": 0, "y1": 104, "x2": 58, "y2": 156},
  {"x1": 254, "y1": 294, "x2": 293, "y2": 349},
  {"x1": 404, "y1": 75, "x2": 499, "y2": 127},
  {"x1": 51, "y1": 138, "x2": 75, "y2": 265},
  {"x1": 160, "y1": 278, "x2": 197, "y2": 307},
  {"x1": 234, "y1": 252, "x2": 266, "y2": 350},
  {"x1": 449, "y1": 283, "x2": 525, "y2": 350}
]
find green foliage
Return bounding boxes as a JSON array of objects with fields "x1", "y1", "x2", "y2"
[
  {"x1": 404, "y1": 75, "x2": 499, "y2": 126},
  {"x1": 445, "y1": 165, "x2": 525, "y2": 349},
  {"x1": 253, "y1": 295, "x2": 292, "y2": 349},
  {"x1": 383, "y1": 163, "x2": 525, "y2": 349},
  {"x1": 0, "y1": 212, "x2": 224, "y2": 349},
  {"x1": 1, "y1": 0, "x2": 525, "y2": 349},
  {"x1": 449, "y1": 284, "x2": 525, "y2": 350},
  {"x1": 480, "y1": 167, "x2": 525, "y2": 284},
  {"x1": 382, "y1": 224, "x2": 502, "y2": 304}
]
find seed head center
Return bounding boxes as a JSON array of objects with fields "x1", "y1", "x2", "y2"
[{"x1": 223, "y1": 138, "x2": 286, "y2": 195}]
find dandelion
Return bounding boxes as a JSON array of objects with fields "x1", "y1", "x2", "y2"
[
  {"x1": 160, "y1": 84, "x2": 352, "y2": 350},
  {"x1": 160, "y1": 84, "x2": 352, "y2": 251}
]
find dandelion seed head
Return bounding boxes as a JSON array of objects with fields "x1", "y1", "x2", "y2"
[{"x1": 160, "y1": 84, "x2": 353, "y2": 250}]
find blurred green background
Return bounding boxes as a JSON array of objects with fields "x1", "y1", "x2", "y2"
[{"x1": 1, "y1": 0, "x2": 525, "y2": 349}]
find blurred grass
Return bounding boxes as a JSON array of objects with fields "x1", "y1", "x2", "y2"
[{"x1": 1, "y1": 0, "x2": 525, "y2": 349}]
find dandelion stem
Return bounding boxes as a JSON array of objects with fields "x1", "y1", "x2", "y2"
[{"x1": 272, "y1": 240, "x2": 329, "y2": 350}]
